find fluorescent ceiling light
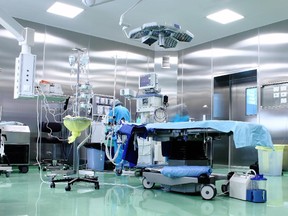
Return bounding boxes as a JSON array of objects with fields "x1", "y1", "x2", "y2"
[
  {"x1": 207, "y1": 9, "x2": 244, "y2": 24},
  {"x1": 47, "y1": 2, "x2": 84, "y2": 18}
]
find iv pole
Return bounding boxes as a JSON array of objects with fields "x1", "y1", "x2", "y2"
[
  {"x1": 73, "y1": 48, "x2": 83, "y2": 117},
  {"x1": 72, "y1": 48, "x2": 85, "y2": 172},
  {"x1": 50, "y1": 48, "x2": 99, "y2": 191}
]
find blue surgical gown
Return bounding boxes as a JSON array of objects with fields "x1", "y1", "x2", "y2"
[
  {"x1": 108, "y1": 105, "x2": 131, "y2": 165},
  {"x1": 108, "y1": 105, "x2": 131, "y2": 124}
]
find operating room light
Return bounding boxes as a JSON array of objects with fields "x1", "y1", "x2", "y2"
[
  {"x1": 206, "y1": 9, "x2": 244, "y2": 24},
  {"x1": 47, "y1": 2, "x2": 84, "y2": 18},
  {"x1": 128, "y1": 23, "x2": 194, "y2": 49},
  {"x1": 119, "y1": 0, "x2": 193, "y2": 49}
]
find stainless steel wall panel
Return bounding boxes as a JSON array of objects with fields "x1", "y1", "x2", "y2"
[
  {"x1": 259, "y1": 109, "x2": 288, "y2": 144},
  {"x1": 178, "y1": 43, "x2": 212, "y2": 121},
  {"x1": 257, "y1": 20, "x2": 288, "y2": 145},
  {"x1": 212, "y1": 30, "x2": 259, "y2": 76},
  {"x1": 258, "y1": 20, "x2": 288, "y2": 85}
]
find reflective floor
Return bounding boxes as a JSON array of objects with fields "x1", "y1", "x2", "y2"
[{"x1": 0, "y1": 166, "x2": 288, "y2": 216}]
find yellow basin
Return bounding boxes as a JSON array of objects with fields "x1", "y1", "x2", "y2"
[{"x1": 63, "y1": 115, "x2": 92, "y2": 143}]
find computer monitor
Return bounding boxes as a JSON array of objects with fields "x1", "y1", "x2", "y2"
[{"x1": 139, "y1": 73, "x2": 157, "y2": 90}]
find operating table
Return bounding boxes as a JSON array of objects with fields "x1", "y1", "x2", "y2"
[
  {"x1": 117, "y1": 120, "x2": 273, "y2": 199},
  {"x1": 144, "y1": 120, "x2": 273, "y2": 148}
]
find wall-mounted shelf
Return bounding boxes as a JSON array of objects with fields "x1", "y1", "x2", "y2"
[{"x1": 92, "y1": 94, "x2": 114, "y2": 121}]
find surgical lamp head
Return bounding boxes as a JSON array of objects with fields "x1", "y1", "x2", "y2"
[
  {"x1": 128, "y1": 23, "x2": 194, "y2": 49},
  {"x1": 141, "y1": 35, "x2": 157, "y2": 46}
]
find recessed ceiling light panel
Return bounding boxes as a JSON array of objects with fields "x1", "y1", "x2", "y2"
[
  {"x1": 207, "y1": 9, "x2": 244, "y2": 24},
  {"x1": 47, "y1": 2, "x2": 84, "y2": 18}
]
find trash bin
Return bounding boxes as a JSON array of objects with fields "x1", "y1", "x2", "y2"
[
  {"x1": 259, "y1": 144, "x2": 288, "y2": 171},
  {"x1": 255, "y1": 145, "x2": 285, "y2": 176},
  {"x1": 85, "y1": 143, "x2": 105, "y2": 171},
  {"x1": 283, "y1": 145, "x2": 288, "y2": 171}
]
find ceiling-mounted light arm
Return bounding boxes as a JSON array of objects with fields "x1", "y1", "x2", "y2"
[
  {"x1": 82, "y1": 0, "x2": 115, "y2": 7},
  {"x1": 0, "y1": 8, "x2": 36, "y2": 99},
  {"x1": 0, "y1": 8, "x2": 34, "y2": 54},
  {"x1": 119, "y1": 0, "x2": 144, "y2": 36}
]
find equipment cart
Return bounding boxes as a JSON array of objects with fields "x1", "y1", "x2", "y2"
[
  {"x1": 0, "y1": 122, "x2": 30, "y2": 173},
  {"x1": 0, "y1": 129, "x2": 12, "y2": 177}
]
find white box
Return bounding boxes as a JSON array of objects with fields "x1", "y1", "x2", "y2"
[{"x1": 229, "y1": 173, "x2": 252, "y2": 200}]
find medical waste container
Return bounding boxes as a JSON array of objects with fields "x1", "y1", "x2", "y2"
[
  {"x1": 256, "y1": 145, "x2": 284, "y2": 176},
  {"x1": 85, "y1": 143, "x2": 105, "y2": 171},
  {"x1": 283, "y1": 145, "x2": 288, "y2": 171}
]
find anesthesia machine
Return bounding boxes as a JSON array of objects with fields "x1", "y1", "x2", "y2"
[{"x1": 136, "y1": 73, "x2": 168, "y2": 166}]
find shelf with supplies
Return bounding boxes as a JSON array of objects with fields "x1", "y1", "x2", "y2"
[{"x1": 92, "y1": 94, "x2": 114, "y2": 121}]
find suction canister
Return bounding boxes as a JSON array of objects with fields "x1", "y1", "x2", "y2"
[{"x1": 246, "y1": 174, "x2": 267, "y2": 203}]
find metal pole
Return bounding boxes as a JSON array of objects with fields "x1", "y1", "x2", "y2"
[
  {"x1": 112, "y1": 55, "x2": 118, "y2": 120},
  {"x1": 73, "y1": 49, "x2": 81, "y2": 172}
]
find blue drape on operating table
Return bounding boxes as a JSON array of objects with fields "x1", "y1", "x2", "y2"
[{"x1": 145, "y1": 120, "x2": 274, "y2": 149}]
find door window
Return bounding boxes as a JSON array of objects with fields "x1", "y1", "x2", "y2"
[{"x1": 245, "y1": 87, "x2": 257, "y2": 115}]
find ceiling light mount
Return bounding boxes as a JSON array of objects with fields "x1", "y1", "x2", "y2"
[
  {"x1": 81, "y1": 0, "x2": 115, "y2": 7},
  {"x1": 119, "y1": 0, "x2": 194, "y2": 49}
]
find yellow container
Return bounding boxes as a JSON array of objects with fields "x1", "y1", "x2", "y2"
[
  {"x1": 255, "y1": 145, "x2": 285, "y2": 176},
  {"x1": 277, "y1": 144, "x2": 288, "y2": 171},
  {"x1": 283, "y1": 145, "x2": 288, "y2": 171}
]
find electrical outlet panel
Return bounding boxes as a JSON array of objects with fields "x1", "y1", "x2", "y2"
[{"x1": 14, "y1": 53, "x2": 36, "y2": 99}]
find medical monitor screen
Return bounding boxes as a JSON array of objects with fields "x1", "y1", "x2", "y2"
[{"x1": 139, "y1": 73, "x2": 157, "y2": 89}]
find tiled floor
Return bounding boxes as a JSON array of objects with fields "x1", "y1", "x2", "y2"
[{"x1": 0, "y1": 166, "x2": 287, "y2": 216}]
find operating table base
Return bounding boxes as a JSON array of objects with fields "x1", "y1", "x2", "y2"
[
  {"x1": 50, "y1": 175, "x2": 100, "y2": 191},
  {"x1": 142, "y1": 169, "x2": 217, "y2": 200}
]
